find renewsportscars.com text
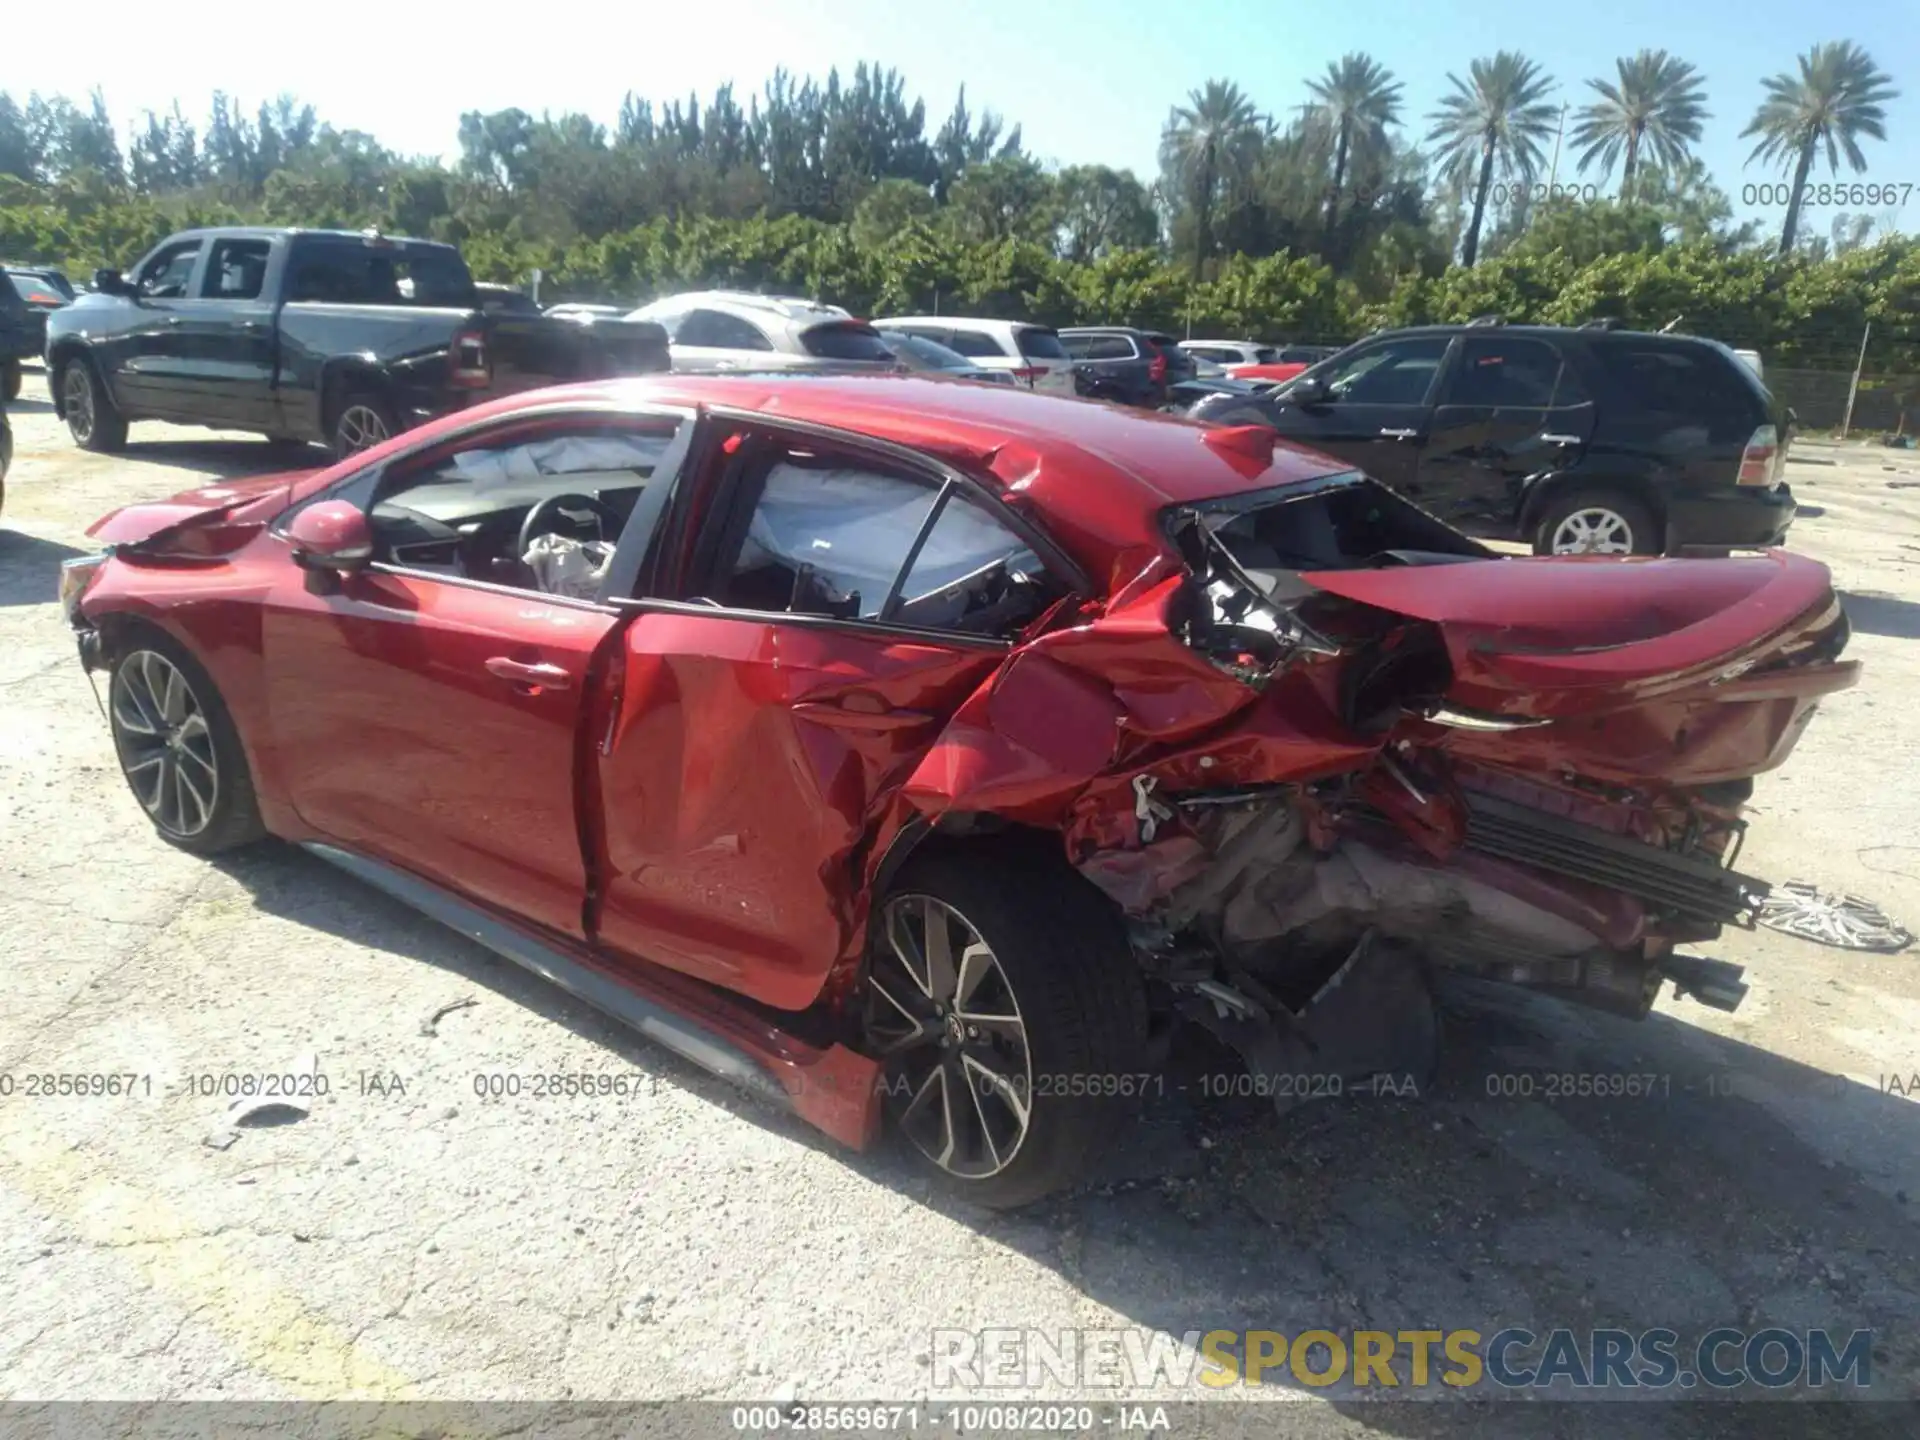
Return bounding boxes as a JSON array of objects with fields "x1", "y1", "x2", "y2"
[{"x1": 931, "y1": 1326, "x2": 1874, "y2": 1391}]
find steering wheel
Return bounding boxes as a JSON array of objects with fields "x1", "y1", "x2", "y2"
[{"x1": 516, "y1": 493, "x2": 623, "y2": 561}]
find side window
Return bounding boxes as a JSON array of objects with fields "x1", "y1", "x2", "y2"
[
  {"x1": 287, "y1": 247, "x2": 368, "y2": 303},
  {"x1": 137, "y1": 242, "x2": 202, "y2": 299},
  {"x1": 364, "y1": 420, "x2": 683, "y2": 594},
  {"x1": 1592, "y1": 343, "x2": 1755, "y2": 424},
  {"x1": 712, "y1": 447, "x2": 1063, "y2": 638},
  {"x1": 200, "y1": 239, "x2": 272, "y2": 300},
  {"x1": 1442, "y1": 337, "x2": 1564, "y2": 408},
  {"x1": 1078, "y1": 334, "x2": 1136, "y2": 361},
  {"x1": 946, "y1": 329, "x2": 1010, "y2": 359},
  {"x1": 1323, "y1": 336, "x2": 1451, "y2": 405},
  {"x1": 676, "y1": 309, "x2": 773, "y2": 351}
]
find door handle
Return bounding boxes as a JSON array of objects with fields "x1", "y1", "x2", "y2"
[
  {"x1": 164, "y1": 316, "x2": 183, "y2": 327},
  {"x1": 1378, "y1": 427, "x2": 1420, "y2": 440},
  {"x1": 485, "y1": 657, "x2": 572, "y2": 690},
  {"x1": 1540, "y1": 433, "x2": 1582, "y2": 445},
  {"x1": 239, "y1": 319, "x2": 265, "y2": 332}
]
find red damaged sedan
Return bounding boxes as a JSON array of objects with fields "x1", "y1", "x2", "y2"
[{"x1": 60, "y1": 375, "x2": 1858, "y2": 1206}]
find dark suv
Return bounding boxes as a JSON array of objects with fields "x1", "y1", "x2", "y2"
[
  {"x1": 1060, "y1": 327, "x2": 1197, "y2": 408},
  {"x1": 1188, "y1": 321, "x2": 1796, "y2": 556}
]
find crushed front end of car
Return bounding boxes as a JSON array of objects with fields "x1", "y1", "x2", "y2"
[{"x1": 902, "y1": 466, "x2": 1859, "y2": 1107}]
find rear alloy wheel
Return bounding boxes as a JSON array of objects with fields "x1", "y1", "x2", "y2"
[
  {"x1": 108, "y1": 636, "x2": 264, "y2": 854},
  {"x1": 329, "y1": 392, "x2": 396, "y2": 460},
  {"x1": 862, "y1": 848, "x2": 1148, "y2": 1208},
  {"x1": 1533, "y1": 489, "x2": 1659, "y2": 557}
]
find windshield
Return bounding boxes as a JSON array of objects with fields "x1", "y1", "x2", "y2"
[
  {"x1": 885, "y1": 331, "x2": 971, "y2": 370},
  {"x1": 802, "y1": 322, "x2": 897, "y2": 362}
]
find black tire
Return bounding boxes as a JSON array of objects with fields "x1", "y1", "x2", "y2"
[
  {"x1": 327, "y1": 389, "x2": 397, "y2": 461},
  {"x1": 59, "y1": 355, "x2": 128, "y2": 453},
  {"x1": 1, "y1": 360, "x2": 19, "y2": 402},
  {"x1": 106, "y1": 626, "x2": 266, "y2": 855},
  {"x1": 862, "y1": 841, "x2": 1149, "y2": 1209},
  {"x1": 1530, "y1": 486, "x2": 1660, "y2": 557}
]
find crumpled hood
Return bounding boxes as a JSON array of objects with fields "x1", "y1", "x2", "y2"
[{"x1": 86, "y1": 470, "x2": 311, "y2": 547}]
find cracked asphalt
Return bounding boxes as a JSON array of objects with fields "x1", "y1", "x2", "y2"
[{"x1": 3, "y1": 373, "x2": 1920, "y2": 1436}]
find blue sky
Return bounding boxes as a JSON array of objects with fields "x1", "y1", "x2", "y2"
[{"x1": 8, "y1": 0, "x2": 1915, "y2": 237}]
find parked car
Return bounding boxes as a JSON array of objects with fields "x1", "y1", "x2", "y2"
[
  {"x1": 0, "y1": 271, "x2": 35, "y2": 401},
  {"x1": 626, "y1": 290, "x2": 898, "y2": 375},
  {"x1": 1161, "y1": 375, "x2": 1269, "y2": 414},
  {"x1": 1059, "y1": 327, "x2": 1197, "y2": 408},
  {"x1": 474, "y1": 282, "x2": 543, "y2": 316},
  {"x1": 4, "y1": 262, "x2": 77, "y2": 302},
  {"x1": 1188, "y1": 321, "x2": 1798, "y2": 556},
  {"x1": 879, "y1": 329, "x2": 1015, "y2": 385},
  {"x1": 9, "y1": 264, "x2": 74, "y2": 356},
  {"x1": 44, "y1": 227, "x2": 671, "y2": 459},
  {"x1": 872, "y1": 316, "x2": 1078, "y2": 396},
  {"x1": 61, "y1": 373, "x2": 1855, "y2": 1206},
  {"x1": 547, "y1": 303, "x2": 629, "y2": 322},
  {"x1": 1180, "y1": 339, "x2": 1277, "y2": 368},
  {"x1": 0, "y1": 405, "x2": 11, "y2": 517}
]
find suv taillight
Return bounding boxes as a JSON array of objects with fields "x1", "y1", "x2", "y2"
[
  {"x1": 1010, "y1": 366, "x2": 1043, "y2": 386},
  {"x1": 450, "y1": 327, "x2": 491, "y2": 389},
  {"x1": 1147, "y1": 350, "x2": 1167, "y2": 383},
  {"x1": 1738, "y1": 424, "x2": 1781, "y2": 487}
]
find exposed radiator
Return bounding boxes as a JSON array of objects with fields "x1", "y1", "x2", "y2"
[{"x1": 1460, "y1": 791, "x2": 1770, "y2": 926}]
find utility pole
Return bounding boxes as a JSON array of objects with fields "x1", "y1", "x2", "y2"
[
  {"x1": 1841, "y1": 321, "x2": 1871, "y2": 440},
  {"x1": 1546, "y1": 103, "x2": 1568, "y2": 194}
]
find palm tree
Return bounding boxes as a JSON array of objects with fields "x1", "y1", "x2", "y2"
[
  {"x1": 1304, "y1": 54, "x2": 1404, "y2": 241},
  {"x1": 1571, "y1": 50, "x2": 1709, "y2": 200},
  {"x1": 1742, "y1": 41, "x2": 1900, "y2": 254},
  {"x1": 1426, "y1": 52, "x2": 1560, "y2": 266},
  {"x1": 1160, "y1": 80, "x2": 1266, "y2": 279}
]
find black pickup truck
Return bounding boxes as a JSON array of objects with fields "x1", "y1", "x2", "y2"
[{"x1": 45, "y1": 227, "x2": 670, "y2": 458}]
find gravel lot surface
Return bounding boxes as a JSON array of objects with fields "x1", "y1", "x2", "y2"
[{"x1": 3, "y1": 371, "x2": 1919, "y2": 1436}]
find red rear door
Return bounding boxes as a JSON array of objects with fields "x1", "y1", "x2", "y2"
[{"x1": 590, "y1": 423, "x2": 1080, "y2": 1009}]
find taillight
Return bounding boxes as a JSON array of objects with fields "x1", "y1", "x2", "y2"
[
  {"x1": 1737, "y1": 425, "x2": 1780, "y2": 487},
  {"x1": 450, "y1": 327, "x2": 491, "y2": 389},
  {"x1": 1148, "y1": 351, "x2": 1167, "y2": 383},
  {"x1": 1011, "y1": 366, "x2": 1043, "y2": 387}
]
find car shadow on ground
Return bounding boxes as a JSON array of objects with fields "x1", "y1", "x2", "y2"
[
  {"x1": 6, "y1": 395, "x2": 55, "y2": 415},
  {"x1": 1841, "y1": 590, "x2": 1920, "y2": 640},
  {"x1": 212, "y1": 842, "x2": 1918, "y2": 1432},
  {"x1": 117, "y1": 437, "x2": 321, "y2": 480},
  {"x1": 0, "y1": 529, "x2": 88, "y2": 607}
]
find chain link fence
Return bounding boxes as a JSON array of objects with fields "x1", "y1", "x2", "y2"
[{"x1": 1769, "y1": 369, "x2": 1920, "y2": 435}]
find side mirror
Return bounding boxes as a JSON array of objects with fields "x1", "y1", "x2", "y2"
[
  {"x1": 1286, "y1": 374, "x2": 1331, "y2": 406},
  {"x1": 92, "y1": 268, "x2": 131, "y2": 297},
  {"x1": 284, "y1": 500, "x2": 373, "y2": 577}
]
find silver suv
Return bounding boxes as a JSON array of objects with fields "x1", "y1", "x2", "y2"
[{"x1": 625, "y1": 291, "x2": 902, "y2": 374}]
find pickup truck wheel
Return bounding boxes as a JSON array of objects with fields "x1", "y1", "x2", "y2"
[
  {"x1": 60, "y1": 357, "x2": 128, "y2": 453},
  {"x1": 106, "y1": 629, "x2": 265, "y2": 855},
  {"x1": 1, "y1": 361, "x2": 19, "y2": 402},
  {"x1": 1532, "y1": 488, "x2": 1659, "y2": 557},
  {"x1": 328, "y1": 392, "x2": 396, "y2": 460},
  {"x1": 861, "y1": 846, "x2": 1148, "y2": 1209}
]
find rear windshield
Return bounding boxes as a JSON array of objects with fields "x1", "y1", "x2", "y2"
[
  {"x1": 1178, "y1": 473, "x2": 1491, "y2": 575},
  {"x1": 287, "y1": 241, "x2": 477, "y2": 307},
  {"x1": 802, "y1": 322, "x2": 897, "y2": 362},
  {"x1": 1016, "y1": 327, "x2": 1070, "y2": 361},
  {"x1": 10, "y1": 272, "x2": 67, "y2": 304}
]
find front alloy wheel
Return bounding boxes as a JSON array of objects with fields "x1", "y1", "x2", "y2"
[
  {"x1": 1549, "y1": 506, "x2": 1636, "y2": 555},
  {"x1": 864, "y1": 894, "x2": 1033, "y2": 1180},
  {"x1": 63, "y1": 364, "x2": 96, "y2": 444},
  {"x1": 111, "y1": 649, "x2": 220, "y2": 839}
]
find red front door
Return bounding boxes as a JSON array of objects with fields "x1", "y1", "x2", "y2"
[
  {"x1": 263, "y1": 568, "x2": 616, "y2": 937},
  {"x1": 591, "y1": 608, "x2": 1002, "y2": 1009}
]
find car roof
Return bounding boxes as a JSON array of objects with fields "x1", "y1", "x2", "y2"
[
  {"x1": 877, "y1": 316, "x2": 1051, "y2": 334},
  {"x1": 317, "y1": 374, "x2": 1351, "y2": 570}
]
